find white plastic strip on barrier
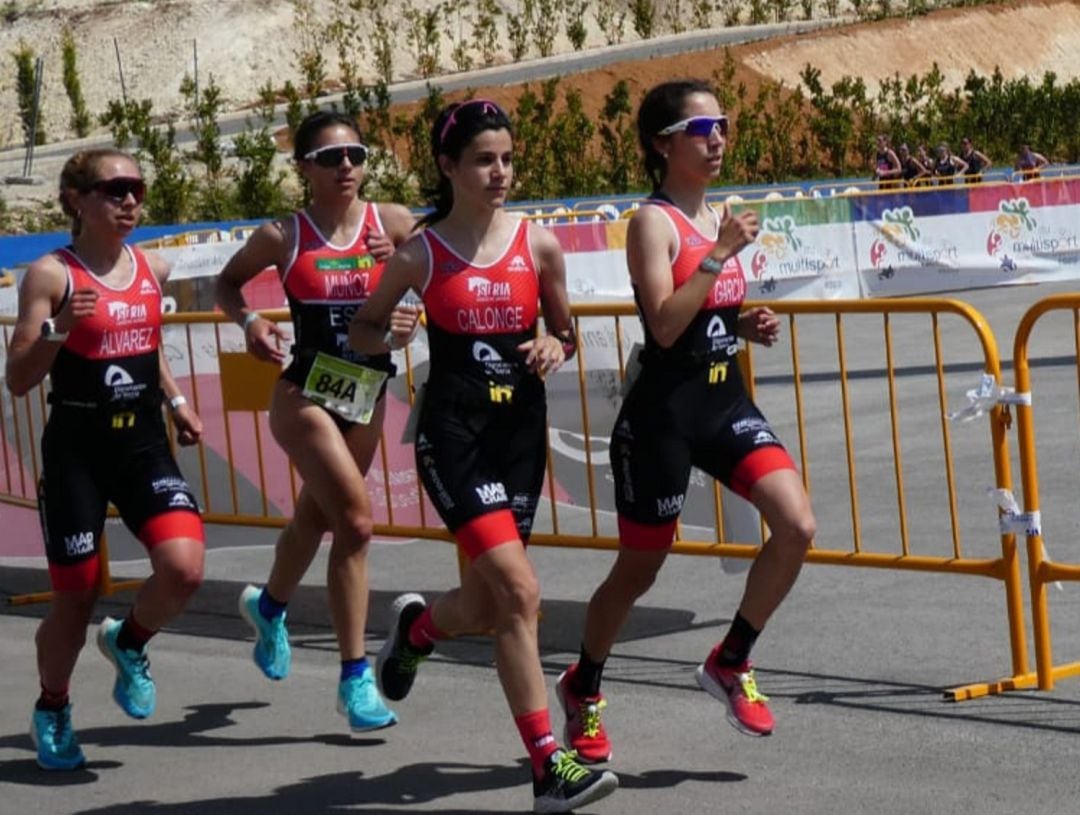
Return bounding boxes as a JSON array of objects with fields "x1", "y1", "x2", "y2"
[
  {"x1": 988, "y1": 487, "x2": 1059, "y2": 590},
  {"x1": 947, "y1": 373, "x2": 1031, "y2": 423}
]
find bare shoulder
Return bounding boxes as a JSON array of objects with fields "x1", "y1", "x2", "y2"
[
  {"x1": 627, "y1": 203, "x2": 670, "y2": 241},
  {"x1": 22, "y1": 252, "x2": 69, "y2": 297},
  {"x1": 375, "y1": 202, "x2": 417, "y2": 240},
  {"x1": 141, "y1": 248, "x2": 171, "y2": 283},
  {"x1": 390, "y1": 231, "x2": 430, "y2": 268},
  {"x1": 526, "y1": 220, "x2": 562, "y2": 256}
]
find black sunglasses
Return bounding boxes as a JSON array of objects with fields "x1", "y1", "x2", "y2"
[
  {"x1": 91, "y1": 177, "x2": 146, "y2": 204},
  {"x1": 303, "y1": 143, "x2": 369, "y2": 168}
]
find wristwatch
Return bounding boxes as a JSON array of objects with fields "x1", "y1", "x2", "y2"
[
  {"x1": 698, "y1": 256, "x2": 725, "y2": 275},
  {"x1": 40, "y1": 318, "x2": 68, "y2": 342}
]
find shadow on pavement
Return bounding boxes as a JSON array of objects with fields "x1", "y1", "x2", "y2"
[
  {"x1": 0, "y1": 701, "x2": 386, "y2": 770},
  {"x1": 68, "y1": 760, "x2": 533, "y2": 814}
]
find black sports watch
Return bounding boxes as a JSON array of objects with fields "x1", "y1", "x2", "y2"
[{"x1": 698, "y1": 256, "x2": 725, "y2": 275}]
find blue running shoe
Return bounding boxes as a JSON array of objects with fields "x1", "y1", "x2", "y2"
[
  {"x1": 30, "y1": 704, "x2": 86, "y2": 771},
  {"x1": 336, "y1": 666, "x2": 397, "y2": 732},
  {"x1": 96, "y1": 616, "x2": 155, "y2": 719},
  {"x1": 238, "y1": 584, "x2": 291, "y2": 680}
]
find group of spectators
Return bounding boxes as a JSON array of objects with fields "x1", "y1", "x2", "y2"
[{"x1": 872, "y1": 134, "x2": 1049, "y2": 188}]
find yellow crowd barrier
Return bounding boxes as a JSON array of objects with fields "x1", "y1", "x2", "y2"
[
  {"x1": 0, "y1": 301, "x2": 1031, "y2": 702},
  {"x1": 1009, "y1": 294, "x2": 1080, "y2": 692}
]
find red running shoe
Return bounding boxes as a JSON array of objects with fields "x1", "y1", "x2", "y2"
[
  {"x1": 555, "y1": 665, "x2": 612, "y2": 764},
  {"x1": 695, "y1": 647, "x2": 774, "y2": 737}
]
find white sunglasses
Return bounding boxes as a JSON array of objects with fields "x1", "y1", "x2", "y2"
[{"x1": 657, "y1": 116, "x2": 729, "y2": 138}]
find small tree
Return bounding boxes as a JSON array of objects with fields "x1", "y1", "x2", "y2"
[
  {"x1": 291, "y1": 0, "x2": 327, "y2": 111},
  {"x1": 630, "y1": 0, "x2": 656, "y2": 39},
  {"x1": 662, "y1": 0, "x2": 686, "y2": 34},
  {"x1": 403, "y1": 0, "x2": 442, "y2": 78},
  {"x1": 472, "y1": 0, "x2": 501, "y2": 66},
  {"x1": 13, "y1": 40, "x2": 45, "y2": 146},
  {"x1": 593, "y1": 0, "x2": 627, "y2": 45},
  {"x1": 534, "y1": 0, "x2": 563, "y2": 57},
  {"x1": 99, "y1": 97, "x2": 153, "y2": 149},
  {"x1": 597, "y1": 80, "x2": 641, "y2": 194},
  {"x1": 61, "y1": 27, "x2": 91, "y2": 137},
  {"x1": 692, "y1": 0, "x2": 715, "y2": 28},
  {"x1": 506, "y1": 0, "x2": 535, "y2": 62},
  {"x1": 233, "y1": 85, "x2": 293, "y2": 218},
  {"x1": 566, "y1": 0, "x2": 589, "y2": 49},
  {"x1": 444, "y1": 0, "x2": 473, "y2": 73}
]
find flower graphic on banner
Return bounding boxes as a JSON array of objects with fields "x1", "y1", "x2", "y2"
[
  {"x1": 880, "y1": 207, "x2": 920, "y2": 242},
  {"x1": 987, "y1": 198, "x2": 1036, "y2": 255},
  {"x1": 751, "y1": 215, "x2": 802, "y2": 278}
]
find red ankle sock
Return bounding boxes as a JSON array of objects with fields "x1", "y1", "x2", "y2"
[
  {"x1": 407, "y1": 606, "x2": 447, "y2": 650},
  {"x1": 514, "y1": 708, "x2": 559, "y2": 777},
  {"x1": 117, "y1": 612, "x2": 157, "y2": 652}
]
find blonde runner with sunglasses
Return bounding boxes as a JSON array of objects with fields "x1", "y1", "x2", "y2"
[{"x1": 215, "y1": 111, "x2": 420, "y2": 732}]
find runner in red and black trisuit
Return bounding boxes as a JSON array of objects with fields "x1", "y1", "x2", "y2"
[
  {"x1": 351, "y1": 98, "x2": 618, "y2": 814},
  {"x1": 6, "y1": 149, "x2": 204, "y2": 771}
]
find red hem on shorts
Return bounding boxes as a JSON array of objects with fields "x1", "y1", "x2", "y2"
[
  {"x1": 730, "y1": 446, "x2": 797, "y2": 500},
  {"x1": 618, "y1": 515, "x2": 678, "y2": 551},
  {"x1": 49, "y1": 558, "x2": 101, "y2": 592},
  {"x1": 139, "y1": 510, "x2": 205, "y2": 549},
  {"x1": 456, "y1": 511, "x2": 520, "y2": 560}
]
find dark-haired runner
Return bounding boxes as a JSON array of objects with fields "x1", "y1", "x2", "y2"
[
  {"x1": 216, "y1": 111, "x2": 419, "y2": 731},
  {"x1": 555, "y1": 80, "x2": 816, "y2": 763},
  {"x1": 351, "y1": 99, "x2": 618, "y2": 813}
]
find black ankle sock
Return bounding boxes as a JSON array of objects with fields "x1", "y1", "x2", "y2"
[
  {"x1": 573, "y1": 645, "x2": 606, "y2": 697},
  {"x1": 36, "y1": 685, "x2": 69, "y2": 712},
  {"x1": 716, "y1": 612, "x2": 760, "y2": 667}
]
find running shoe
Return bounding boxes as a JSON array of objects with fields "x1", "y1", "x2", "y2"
[
  {"x1": 30, "y1": 704, "x2": 85, "y2": 771},
  {"x1": 695, "y1": 646, "x2": 774, "y2": 736},
  {"x1": 96, "y1": 616, "x2": 156, "y2": 719},
  {"x1": 336, "y1": 665, "x2": 398, "y2": 731},
  {"x1": 532, "y1": 749, "x2": 619, "y2": 813},
  {"x1": 555, "y1": 665, "x2": 612, "y2": 763},
  {"x1": 376, "y1": 593, "x2": 432, "y2": 702},
  {"x1": 238, "y1": 584, "x2": 291, "y2": 680}
]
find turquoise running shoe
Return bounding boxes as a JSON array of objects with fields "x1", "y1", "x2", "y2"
[
  {"x1": 96, "y1": 616, "x2": 156, "y2": 719},
  {"x1": 238, "y1": 584, "x2": 291, "y2": 680},
  {"x1": 336, "y1": 666, "x2": 398, "y2": 732},
  {"x1": 30, "y1": 704, "x2": 86, "y2": 771}
]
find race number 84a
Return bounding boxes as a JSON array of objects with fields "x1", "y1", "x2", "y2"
[{"x1": 302, "y1": 352, "x2": 387, "y2": 425}]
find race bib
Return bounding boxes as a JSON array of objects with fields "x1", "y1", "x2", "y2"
[{"x1": 302, "y1": 352, "x2": 387, "y2": 425}]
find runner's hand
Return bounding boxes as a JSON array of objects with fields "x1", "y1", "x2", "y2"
[
  {"x1": 712, "y1": 206, "x2": 759, "y2": 262},
  {"x1": 387, "y1": 302, "x2": 422, "y2": 348},
  {"x1": 172, "y1": 402, "x2": 203, "y2": 446},
  {"x1": 54, "y1": 288, "x2": 99, "y2": 333},
  {"x1": 368, "y1": 231, "x2": 395, "y2": 262},
  {"x1": 740, "y1": 306, "x2": 780, "y2": 347},
  {"x1": 518, "y1": 335, "x2": 565, "y2": 378},
  {"x1": 245, "y1": 315, "x2": 289, "y2": 364}
]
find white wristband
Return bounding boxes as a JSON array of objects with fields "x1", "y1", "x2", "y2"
[
  {"x1": 242, "y1": 311, "x2": 261, "y2": 330},
  {"x1": 169, "y1": 395, "x2": 187, "y2": 411},
  {"x1": 383, "y1": 329, "x2": 398, "y2": 350}
]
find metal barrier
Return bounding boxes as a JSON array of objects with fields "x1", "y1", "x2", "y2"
[
  {"x1": 0, "y1": 302, "x2": 1031, "y2": 699},
  {"x1": 1009, "y1": 294, "x2": 1080, "y2": 692}
]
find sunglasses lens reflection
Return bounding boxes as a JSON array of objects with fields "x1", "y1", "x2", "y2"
[
  {"x1": 311, "y1": 146, "x2": 367, "y2": 168},
  {"x1": 95, "y1": 178, "x2": 146, "y2": 203}
]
